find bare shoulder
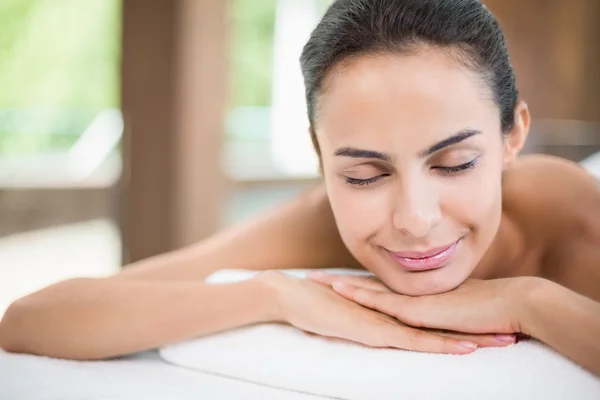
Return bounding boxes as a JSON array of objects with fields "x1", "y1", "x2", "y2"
[
  {"x1": 503, "y1": 153, "x2": 599, "y2": 200},
  {"x1": 502, "y1": 154, "x2": 600, "y2": 235},
  {"x1": 502, "y1": 154, "x2": 600, "y2": 299}
]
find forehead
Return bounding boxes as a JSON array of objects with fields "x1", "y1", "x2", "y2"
[{"x1": 314, "y1": 48, "x2": 499, "y2": 147}]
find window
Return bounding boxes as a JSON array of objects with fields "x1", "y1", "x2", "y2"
[
  {"x1": 224, "y1": 0, "x2": 331, "y2": 181},
  {"x1": 0, "y1": 0, "x2": 122, "y2": 185}
]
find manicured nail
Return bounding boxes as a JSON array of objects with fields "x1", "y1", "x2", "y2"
[
  {"x1": 332, "y1": 282, "x2": 347, "y2": 291},
  {"x1": 458, "y1": 341, "x2": 478, "y2": 350},
  {"x1": 495, "y1": 334, "x2": 516, "y2": 343}
]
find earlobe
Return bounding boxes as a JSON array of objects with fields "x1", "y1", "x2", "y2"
[{"x1": 503, "y1": 101, "x2": 530, "y2": 168}]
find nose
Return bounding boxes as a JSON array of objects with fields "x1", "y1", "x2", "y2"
[{"x1": 391, "y1": 174, "x2": 441, "y2": 238}]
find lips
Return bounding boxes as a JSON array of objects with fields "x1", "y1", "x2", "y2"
[{"x1": 388, "y1": 240, "x2": 459, "y2": 271}]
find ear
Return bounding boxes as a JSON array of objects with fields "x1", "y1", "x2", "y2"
[{"x1": 503, "y1": 101, "x2": 530, "y2": 169}]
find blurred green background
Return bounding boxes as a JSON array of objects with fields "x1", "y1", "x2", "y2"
[{"x1": 0, "y1": 0, "x2": 278, "y2": 155}]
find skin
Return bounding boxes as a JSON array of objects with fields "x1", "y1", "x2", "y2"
[
  {"x1": 1, "y1": 47, "x2": 599, "y2": 377},
  {"x1": 308, "y1": 48, "x2": 600, "y2": 374},
  {"x1": 315, "y1": 48, "x2": 522, "y2": 296}
]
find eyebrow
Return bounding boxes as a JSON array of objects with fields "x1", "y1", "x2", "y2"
[
  {"x1": 333, "y1": 129, "x2": 481, "y2": 161},
  {"x1": 333, "y1": 147, "x2": 391, "y2": 162},
  {"x1": 419, "y1": 129, "x2": 481, "y2": 157}
]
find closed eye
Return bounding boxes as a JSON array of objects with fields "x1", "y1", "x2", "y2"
[
  {"x1": 344, "y1": 174, "x2": 388, "y2": 186},
  {"x1": 433, "y1": 157, "x2": 479, "y2": 175},
  {"x1": 344, "y1": 157, "x2": 479, "y2": 186}
]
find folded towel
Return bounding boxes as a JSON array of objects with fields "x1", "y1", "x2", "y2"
[
  {"x1": 581, "y1": 151, "x2": 600, "y2": 180},
  {"x1": 160, "y1": 269, "x2": 600, "y2": 400}
]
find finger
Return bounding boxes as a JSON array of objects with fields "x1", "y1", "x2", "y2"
[
  {"x1": 308, "y1": 272, "x2": 388, "y2": 291},
  {"x1": 307, "y1": 272, "x2": 383, "y2": 290},
  {"x1": 434, "y1": 331, "x2": 516, "y2": 348},
  {"x1": 367, "y1": 323, "x2": 478, "y2": 355},
  {"x1": 332, "y1": 282, "x2": 407, "y2": 320}
]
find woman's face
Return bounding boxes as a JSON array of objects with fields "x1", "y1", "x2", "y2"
[{"x1": 315, "y1": 48, "x2": 520, "y2": 296}]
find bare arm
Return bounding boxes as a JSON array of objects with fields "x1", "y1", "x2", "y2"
[
  {"x1": 0, "y1": 185, "x2": 359, "y2": 359},
  {"x1": 505, "y1": 156, "x2": 600, "y2": 375},
  {"x1": 531, "y1": 161, "x2": 600, "y2": 376},
  {"x1": 0, "y1": 277, "x2": 278, "y2": 360},
  {"x1": 524, "y1": 279, "x2": 600, "y2": 377}
]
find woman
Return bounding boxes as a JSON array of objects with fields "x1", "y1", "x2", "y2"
[{"x1": 1, "y1": 0, "x2": 599, "y2": 376}]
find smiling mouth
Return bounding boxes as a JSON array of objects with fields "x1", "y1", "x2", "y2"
[{"x1": 387, "y1": 240, "x2": 459, "y2": 271}]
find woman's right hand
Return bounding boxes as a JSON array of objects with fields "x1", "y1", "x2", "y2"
[{"x1": 257, "y1": 271, "x2": 515, "y2": 355}]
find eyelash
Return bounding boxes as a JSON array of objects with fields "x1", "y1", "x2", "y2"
[
  {"x1": 344, "y1": 158, "x2": 479, "y2": 187},
  {"x1": 433, "y1": 157, "x2": 479, "y2": 174},
  {"x1": 345, "y1": 175, "x2": 387, "y2": 186}
]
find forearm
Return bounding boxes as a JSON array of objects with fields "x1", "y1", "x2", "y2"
[
  {"x1": 0, "y1": 276, "x2": 277, "y2": 360},
  {"x1": 523, "y1": 278, "x2": 600, "y2": 377},
  {"x1": 0, "y1": 184, "x2": 356, "y2": 361}
]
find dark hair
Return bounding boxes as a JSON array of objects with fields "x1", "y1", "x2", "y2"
[{"x1": 300, "y1": 0, "x2": 518, "y2": 156}]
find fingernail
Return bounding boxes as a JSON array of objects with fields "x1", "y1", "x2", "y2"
[
  {"x1": 495, "y1": 334, "x2": 516, "y2": 343},
  {"x1": 458, "y1": 341, "x2": 478, "y2": 351},
  {"x1": 332, "y1": 282, "x2": 347, "y2": 291}
]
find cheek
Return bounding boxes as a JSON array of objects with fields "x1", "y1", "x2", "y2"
[
  {"x1": 326, "y1": 183, "x2": 389, "y2": 251},
  {"x1": 441, "y1": 158, "x2": 503, "y2": 234}
]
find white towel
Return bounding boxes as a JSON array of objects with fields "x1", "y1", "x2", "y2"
[
  {"x1": 0, "y1": 349, "x2": 321, "y2": 399},
  {"x1": 581, "y1": 151, "x2": 600, "y2": 180},
  {"x1": 160, "y1": 269, "x2": 600, "y2": 400}
]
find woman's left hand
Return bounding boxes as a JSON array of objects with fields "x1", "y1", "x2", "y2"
[{"x1": 308, "y1": 271, "x2": 534, "y2": 335}]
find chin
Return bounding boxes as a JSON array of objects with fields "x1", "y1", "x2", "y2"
[{"x1": 379, "y1": 265, "x2": 471, "y2": 296}]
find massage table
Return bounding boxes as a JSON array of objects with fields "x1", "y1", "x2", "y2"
[
  {"x1": 0, "y1": 349, "x2": 321, "y2": 399},
  {"x1": 2, "y1": 155, "x2": 600, "y2": 399},
  {"x1": 2, "y1": 268, "x2": 600, "y2": 400}
]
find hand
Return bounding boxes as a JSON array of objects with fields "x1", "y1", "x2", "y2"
[
  {"x1": 258, "y1": 271, "x2": 515, "y2": 354},
  {"x1": 309, "y1": 271, "x2": 529, "y2": 336}
]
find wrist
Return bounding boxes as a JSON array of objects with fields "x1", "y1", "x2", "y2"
[
  {"x1": 510, "y1": 276, "x2": 557, "y2": 337},
  {"x1": 253, "y1": 270, "x2": 292, "y2": 323}
]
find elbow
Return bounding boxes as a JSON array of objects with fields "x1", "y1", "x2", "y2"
[
  {"x1": 0, "y1": 297, "x2": 33, "y2": 354},
  {"x1": 0, "y1": 278, "x2": 91, "y2": 356}
]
